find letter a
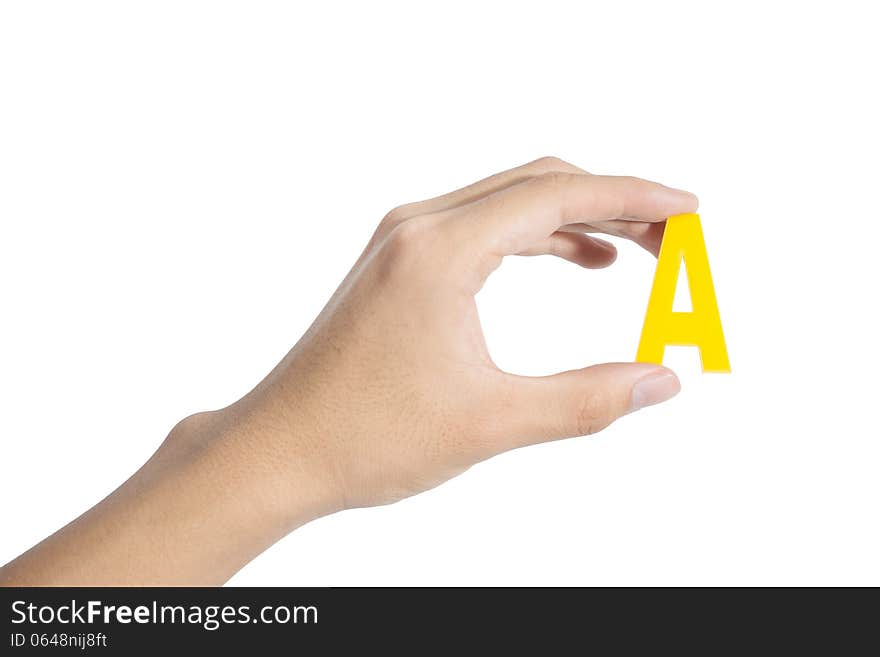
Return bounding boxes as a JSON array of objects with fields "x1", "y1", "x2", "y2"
[{"x1": 636, "y1": 213, "x2": 730, "y2": 372}]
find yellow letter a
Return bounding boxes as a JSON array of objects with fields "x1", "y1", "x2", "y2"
[{"x1": 636, "y1": 213, "x2": 730, "y2": 372}]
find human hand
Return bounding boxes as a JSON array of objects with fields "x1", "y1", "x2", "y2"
[
  {"x1": 0, "y1": 157, "x2": 698, "y2": 585},
  {"x1": 220, "y1": 157, "x2": 698, "y2": 514}
]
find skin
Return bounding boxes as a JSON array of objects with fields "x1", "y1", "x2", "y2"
[{"x1": 0, "y1": 157, "x2": 697, "y2": 586}]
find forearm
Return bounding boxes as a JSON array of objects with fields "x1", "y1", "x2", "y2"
[
  {"x1": 1, "y1": 159, "x2": 692, "y2": 586},
  {"x1": 0, "y1": 408, "x2": 332, "y2": 586}
]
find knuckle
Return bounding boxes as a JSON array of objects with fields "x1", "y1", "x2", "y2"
[
  {"x1": 573, "y1": 389, "x2": 611, "y2": 436},
  {"x1": 620, "y1": 174, "x2": 647, "y2": 188},
  {"x1": 531, "y1": 155, "x2": 568, "y2": 171},
  {"x1": 546, "y1": 235, "x2": 564, "y2": 258},
  {"x1": 386, "y1": 215, "x2": 428, "y2": 248},
  {"x1": 534, "y1": 170, "x2": 574, "y2": 189},
  {"x1": 381, "y1": 203, "x2": 416, "y2": 228},
  {"x1": 380, "y1": 216, "x2": 437, "y2": 270}
]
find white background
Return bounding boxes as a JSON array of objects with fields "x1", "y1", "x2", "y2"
[{"x1": 1, "y1": 1, "x2": 878, "y2": 586}]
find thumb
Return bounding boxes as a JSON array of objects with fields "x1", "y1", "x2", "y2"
[{"x1": 497, "y1": 363, "x2": 680, "y2": 451}]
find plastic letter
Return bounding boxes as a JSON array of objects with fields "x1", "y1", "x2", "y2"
[{"x1": 636, "y1": 213, "x2": 730, "y2": 372}]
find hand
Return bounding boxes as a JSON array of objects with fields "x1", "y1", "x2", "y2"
[
  {"x1": 0, "y1": 157, "x2": 697, "y2": 585},
  {"x1": 225, "y1": 156, "x2": 697, "y2": 511}
]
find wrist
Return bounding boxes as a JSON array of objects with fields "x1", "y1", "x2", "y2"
[{"x1": 162, "y1": 400, "x2": 345, "y2": 534}]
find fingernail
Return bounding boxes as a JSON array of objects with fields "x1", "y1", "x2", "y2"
[{"x1": 630, "y1": 370, "x2": 681, "y2": 412}]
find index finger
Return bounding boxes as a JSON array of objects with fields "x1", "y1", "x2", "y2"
[{"x1": 446, "y1": 172, "x2": 698, "y2": 257}]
